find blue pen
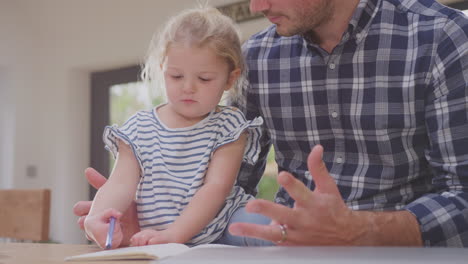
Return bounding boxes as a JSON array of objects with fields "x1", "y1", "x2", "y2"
[{"x1": 105, "y1": 216, "x2": 116, "y2": 250}]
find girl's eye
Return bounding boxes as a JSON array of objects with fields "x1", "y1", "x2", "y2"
[
  {"x1": 172, "y1": 75, "x2": 183, "y2": 79},
  {"x1": 199, "y1": 77, "x2": 211, "y2": 82}
]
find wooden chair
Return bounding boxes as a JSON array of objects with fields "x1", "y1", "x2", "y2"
[{"x1": 0, "y1": 189, "x2": 51, "y2": 241}]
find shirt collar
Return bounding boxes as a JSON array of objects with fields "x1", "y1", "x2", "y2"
[
  {"x1": 348, "y1": 0, "x2": 381, "y2": 40},
  {"x1": 300, "y1": 0, "x2": 381, "y2": 52}
]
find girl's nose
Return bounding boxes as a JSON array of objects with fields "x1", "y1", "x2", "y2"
[
  {"x1": 250, "y1": 0, "x2": 270, "y2": 13},
  {"x1": 182, "y1": 81, "x2": 195, "y2": 93}
]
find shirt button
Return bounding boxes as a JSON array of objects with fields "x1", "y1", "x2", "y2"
[
  {"x1": 331, "y1": 111, "x2": 338, "y2": 118},
  {"x1": 356, "y1": 33, "x2": 362, "y2": 40},
  {"x1": 336, "y1": 157, "x2": 343, "y2": 164},
  {"x1": 329, "y1": 63, "x2": 336, "y2": 70}
]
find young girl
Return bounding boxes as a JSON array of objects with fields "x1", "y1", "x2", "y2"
[{"x1": 84, "y1": 7, "x2": 263, "y2": 248}]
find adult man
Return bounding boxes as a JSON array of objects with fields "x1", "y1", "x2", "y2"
[
  {"x1": 75, "y1": 0, "x2": 468, "y2": 246},
  {"x1": 227, "y1": 0, "x2": 468, "y2": 247}
]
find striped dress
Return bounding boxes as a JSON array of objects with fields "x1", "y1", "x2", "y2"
[{"x1": 103, "y1": 105, "x2": 263, "y2": 245}]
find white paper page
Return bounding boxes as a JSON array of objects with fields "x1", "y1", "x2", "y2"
[{"x1": 65, "y1": 243, "x2": 190, "y2": 261}]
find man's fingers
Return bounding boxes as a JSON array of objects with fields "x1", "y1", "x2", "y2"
[
  {"x1": 276, "y1": 145, "x2": 341, "y2": 207},
  {"x1": 73, "y1": 201, "x2": 92, "y2": 216},
  {"x1": 77, "y1": 216, "x2": 86, "y2": 230},
  {"x1": 85, "y1": 167, "x2": 107, "y2": 189},
  {"x1": 277, "y1": 171, "x2": 313, "y2": 207},
  {"x1": 229, "y1": 222, "x2": 287, "y2": 244},
  {"x1": 244, "y1": 199, "x2": 295, "y2": 225},
  {"x1": 307, "y1": 145, "x2": 340, "y2": 195}
]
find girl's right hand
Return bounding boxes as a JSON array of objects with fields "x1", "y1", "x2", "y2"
[
  {"x1": 130, "y1": 229, "x2": 175, "y2": 246},
  {"x1": 84, "y1": 208, "x2": 123, "y2": 249}
]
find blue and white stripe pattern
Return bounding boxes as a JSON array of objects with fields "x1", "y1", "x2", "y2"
[
  {"x1": 235, "y1": 0, "x2": 468, "y2": 246},
  {"x1": 104, "y1": 105, "x2": 263, "y2": 246}
]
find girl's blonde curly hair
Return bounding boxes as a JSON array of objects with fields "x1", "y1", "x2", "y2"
[{"x1": 141, "y1": 6, "x2": 244, "y2": 101}]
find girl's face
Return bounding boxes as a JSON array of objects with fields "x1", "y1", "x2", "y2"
[{"x1": 161, "y1": 44, "x2": 240, "y2": 126}]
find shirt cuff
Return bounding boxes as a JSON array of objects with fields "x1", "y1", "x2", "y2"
[{"x1": 405, "y1": 192, "x2": 468, "y2": 247}]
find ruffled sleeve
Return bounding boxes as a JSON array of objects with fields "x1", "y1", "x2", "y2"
[
  {"x1": 102, "y1": 112, "x2": 145, "y2": 174},
  {"x1": 214, "y1": 107, "x2": 263, "y2": 165}
]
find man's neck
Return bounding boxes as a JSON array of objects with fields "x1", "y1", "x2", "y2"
[{"x1": 306, "y1": 0, "x2": 360, "y2": 53}]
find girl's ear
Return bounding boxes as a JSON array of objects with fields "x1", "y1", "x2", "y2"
[{"x1": 225, "y1": 68, "x2": 241, "y2": 91}]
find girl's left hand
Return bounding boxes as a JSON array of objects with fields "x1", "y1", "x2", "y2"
[{"x1": 130, "y1": 229, "x2": 175, "y2": 246}]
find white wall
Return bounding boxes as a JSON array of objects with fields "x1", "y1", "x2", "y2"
[
  {"x1": 0, "y1": 0, "x2": 269, "y2": 243},
  {"x1": 0, "y1": 68, "x2": 15, "y2": 190},
  {"x1": 0, "y1": 1, "x2": 29, "y2": 190}
]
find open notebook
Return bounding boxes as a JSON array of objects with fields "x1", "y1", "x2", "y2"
[{"x1": 65, "y1": 243, "x2": 235, "y2": 261}]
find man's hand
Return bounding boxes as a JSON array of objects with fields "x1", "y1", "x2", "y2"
[
  {"x1": 73, "y1": 167, "x2": 140, "y2": 246},
  {"x1": 228, "y1": 145, "x2": 422, "y2": 246},
  {"x1": 229, "y1": 145, "x2": 362, "y2": 245},
  {"x1": 73, "y1": 168, "x2": 107, "y2": 230}
]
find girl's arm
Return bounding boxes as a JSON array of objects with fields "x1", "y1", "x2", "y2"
[
  {"x1": 84, "y1": 140, "x2": 140, "y2": 248},
  {"x1": 167, "y1": 133, "x2": 248, "y2": 243}
]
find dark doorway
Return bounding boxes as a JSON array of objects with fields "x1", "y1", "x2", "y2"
[{"x1": 89, "y1": 65, "x2": 140, "y2": 200}]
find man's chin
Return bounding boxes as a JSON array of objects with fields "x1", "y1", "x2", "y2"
[{"x1": 275, "y1": 27, "x2": 298, "y2": 37}]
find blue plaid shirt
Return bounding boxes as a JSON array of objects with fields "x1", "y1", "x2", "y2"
[{"x1": 235, "y1": 0, "x2": 468, "y2": 247}]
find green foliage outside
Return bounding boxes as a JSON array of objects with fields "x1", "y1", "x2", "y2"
[
  {"x1": 256, "y1": 174, "x2": 279, "y2": 201},
  {"x1": 110, "y1": 82, "x2": 165, "y2": 126},
  {"x1": 109, "y1": 82, "x2": 165, "y2": 170},
  {"x1": 256, "y1": 147, "x2": 280, "y2": 201}
]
